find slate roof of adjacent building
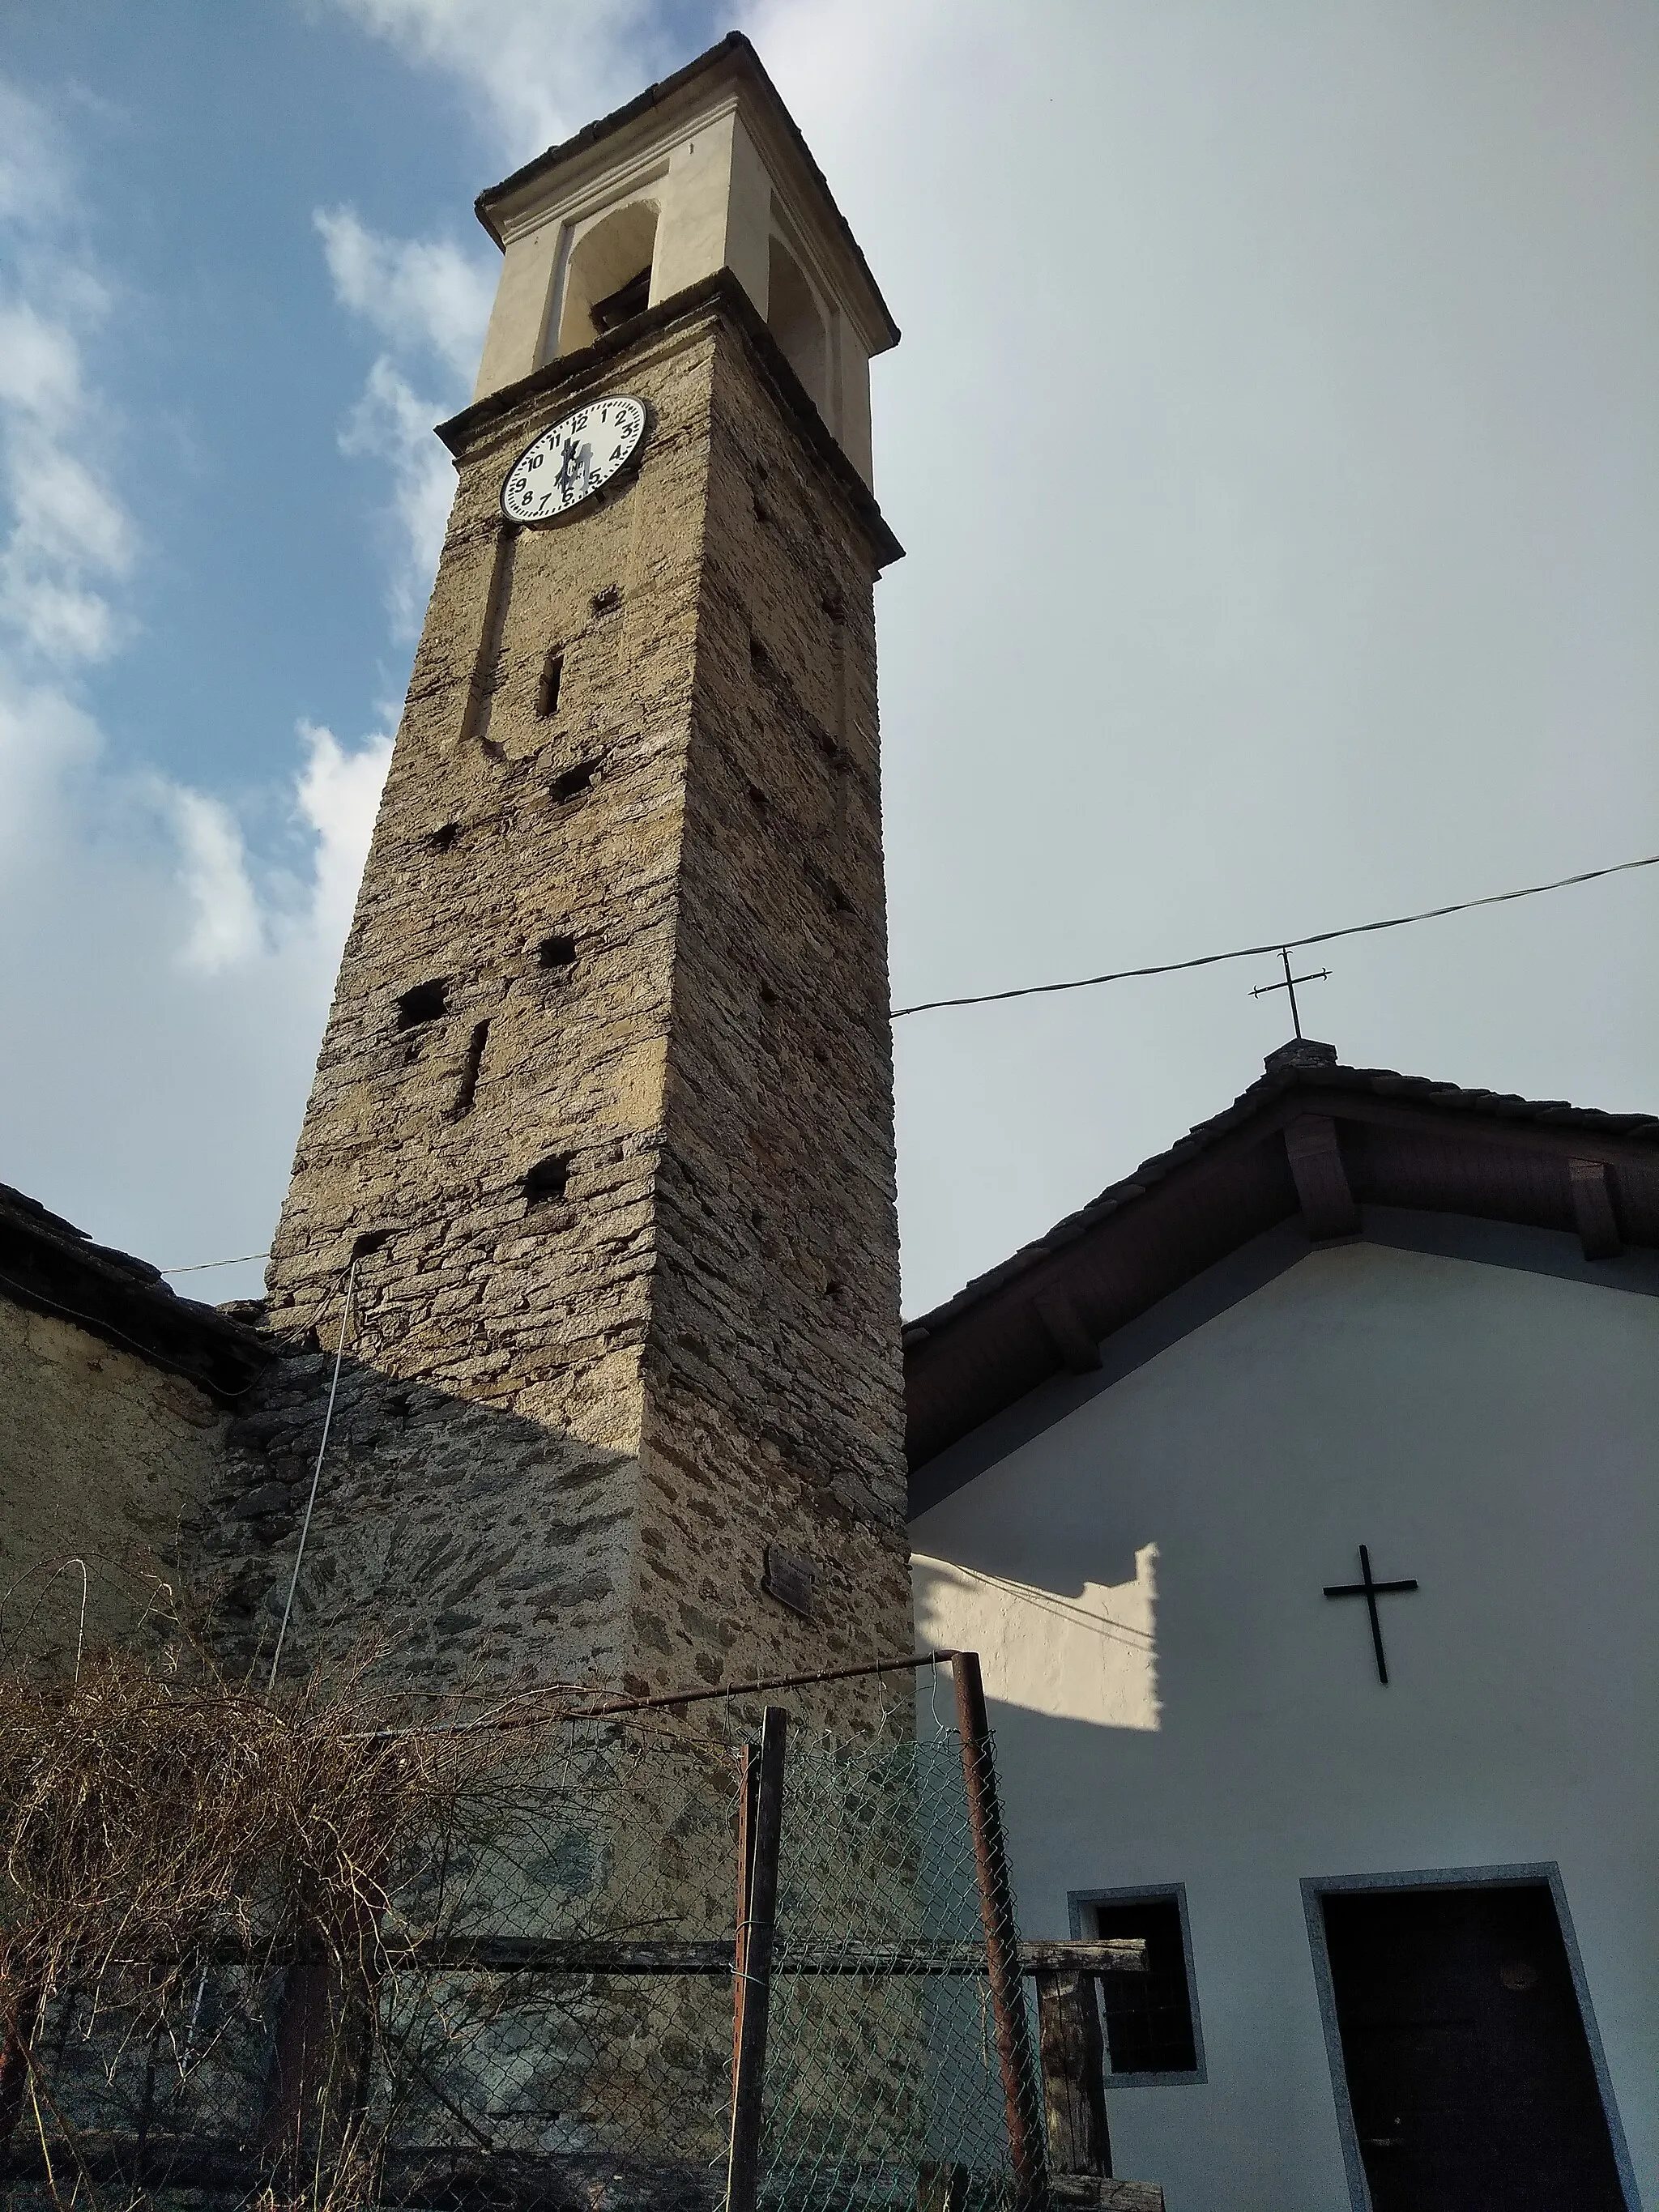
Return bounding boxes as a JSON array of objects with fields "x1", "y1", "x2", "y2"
[
  {"x1": 0, "y1": 1183, "x2": 269, "y2": 1402},
  {"x1": 902, "y1": 1040, "x2": 1659, "y2": 1477}
]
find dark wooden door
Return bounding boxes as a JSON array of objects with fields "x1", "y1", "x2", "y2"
[{"x1": 1322, "y1": 1884, "x2": 1625, "y2": 2212}]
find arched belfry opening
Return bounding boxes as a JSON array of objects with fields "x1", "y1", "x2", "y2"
[
  {"x1": 555, "y1": 199, "x2": 659, "y2": 356},
  {"x1": 766, "y1": 234, "x2": 828, "y2": 417}
]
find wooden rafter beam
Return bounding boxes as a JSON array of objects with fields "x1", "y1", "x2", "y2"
[
  {"x1": 1285, "y1": 1114, "x2": 1359, "y2": 1240},
  {"x1": 1569, "y1": 1158, "x2": 1622, "y2": 1259}
]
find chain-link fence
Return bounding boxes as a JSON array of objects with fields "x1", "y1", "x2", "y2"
[
  {"x1": 759, "y1": 1720, "x2": 1039, "y2": 2212},
  {"x1": 0, "y1": 1656, "x2": 1095, "y2": 2212}
]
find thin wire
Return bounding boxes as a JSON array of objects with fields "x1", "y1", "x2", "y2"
[
  {"x1": 266, "y1": 1255, "x2": 358, "y2": 1696},
  {"x1": 890, "y1": 847, "x2": 1659, "y2": 1018},
  {"x1": 66, "y1": 1558, "x2": 87, "y2": 1685},
  {"x1": 160, "y1": 1251, "x2": 269, "y2": 1275},
  {"x1": 0, "y1": 1555, "x2": 90, "y2": 1679}
]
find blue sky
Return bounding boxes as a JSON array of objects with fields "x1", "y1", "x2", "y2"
[{"x1": 3, "y1": 2, "x2": 1658, "y2": 1315}]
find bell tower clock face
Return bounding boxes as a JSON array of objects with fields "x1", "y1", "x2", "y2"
[{"x1": 501, "y1": 395, "x2": 649, "y2": 523}]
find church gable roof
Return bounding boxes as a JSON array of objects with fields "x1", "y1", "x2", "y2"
[{"x1": 903, "y1": 1045, "x2": 1659, "y2": 1482}]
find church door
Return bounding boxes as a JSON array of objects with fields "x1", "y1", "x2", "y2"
[{"x1": 1321, "y1": 1882, "x2": 1625, "y2": 2212}]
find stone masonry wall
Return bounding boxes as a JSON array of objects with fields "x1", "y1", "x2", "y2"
[
  {"x1": 632, "y1": 319, "x2": 911, "y2": 1708},
  {"x1": 203, "y1": 295, "x2": 910, "y2": 1711}
]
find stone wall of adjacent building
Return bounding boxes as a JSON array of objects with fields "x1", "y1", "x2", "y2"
[
  {"x1": 209, "y1": 289, "x2": 911, "y2": 1715},
  {"x1": 0, "y1": 1298, "x2": 228, "y2": 1664}
]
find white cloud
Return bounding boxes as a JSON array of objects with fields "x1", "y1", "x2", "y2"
[
  {"x1": 314, "y1": 207, "x2": 493, "y2": 379},
  {"x1": 312, "y1": 8, "x2": 678, "y2": 633},
  {"x1": 295, "y1": 718, "x2": 396, "y2": 943},
  {"x1": 0, "y1": 299, "x2": 83, "y2": 425},
  {"x1": 337, "y1": 354, "x2": 456, "y2": 636},
  {"x1": 0, "y1": 279, "x2": 133, "y2": 669},
  {"x1": 313, "y1": 211, "x2": 492, "y2": 634},
  {"x1": 169, "y1": 720, "x2": 395, "y2": 978},
  {"x1": 328, "y1": 0, "x2": 670, "y2": 160},
  {"x1": 0, "y1": 78, "x2": 69, "y2": 228},
  {"x1": 0, "y1": 79, "x2": 392, "y2": 1297},
  {"x1": 0, "y1": 688, "x2": 390, "y2": 1297},
  {"x1": 172, "y1": 789, "x2": 264, "y2": 974}
]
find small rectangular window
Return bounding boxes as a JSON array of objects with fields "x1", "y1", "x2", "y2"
[
  {"x1": 1081, "y1": 1890, "x2": 1201, "y2": 2079},
  {"x1": 536, "y1": 650, "x2": 563, "y2": 718}
]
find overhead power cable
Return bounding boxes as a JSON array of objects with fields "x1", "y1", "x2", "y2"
[
  {"x1": 160, "y1": 1251, "x2": 270, "y2": 1275},
  {"x1": 889, "y1": 847, "x2": 1659, "y2": 1019}
]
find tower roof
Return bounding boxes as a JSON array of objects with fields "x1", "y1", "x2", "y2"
[{"x1": 475, "y1": 32, "x2": 900, "y2": 354}]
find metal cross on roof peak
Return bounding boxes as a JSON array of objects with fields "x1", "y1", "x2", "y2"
[{"x1": 1252, "y1": 946, "x2": 1330, "y2": 1040}]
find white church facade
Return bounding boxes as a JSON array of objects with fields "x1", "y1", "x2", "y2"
[{"x1": 906, "y1": 1037, "x2": 1659, "y2": 2212}]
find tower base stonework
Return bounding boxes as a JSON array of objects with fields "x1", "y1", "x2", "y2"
[{"x1": 201, "y1": 278, "x2": 911, "y2": 1715}]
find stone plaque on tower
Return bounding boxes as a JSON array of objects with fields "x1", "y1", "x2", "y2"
[{"x1": 213, "y1": 38, "x2": 912, "y2": 1717}]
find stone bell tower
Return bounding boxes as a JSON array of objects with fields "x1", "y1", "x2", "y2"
[{"x1": 249, "y1": 36, "x2": 911, "y2": 1703}]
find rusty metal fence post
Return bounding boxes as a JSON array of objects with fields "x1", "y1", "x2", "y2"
[
  {"x1": 953, "y1": 1651, "x2": 1046, "y2": 2209},
  {"x1": 726, "y1": 1704, "x2": 787, "y2": 2212}
]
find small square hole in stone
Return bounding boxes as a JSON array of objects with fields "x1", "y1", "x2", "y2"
[
  {"x1": 591, "y1": 584, "x2": 621, "y2": 617},
  {"x1": 427, "y1": 823, "x2": 460, "y2": 851},
  {"x1": 395, "y1": 979, "x2": 447, "y2": 1029},
  {"x1": 537, "y1": 933, "x2": 577, "y2": 971},
  {"x1": 525, "y1": 1154, "x2": 572, "y2": 1206},
  {"x1": 551, "y1": 761, "x2": 595, "y2": 803}
]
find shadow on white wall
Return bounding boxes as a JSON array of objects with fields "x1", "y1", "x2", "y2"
[{"x1": 914, "y1": 1544, "x2": 1162, "y2": 1732}]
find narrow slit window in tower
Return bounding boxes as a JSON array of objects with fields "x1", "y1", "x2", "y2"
[
  {"x1": 463, "y1": 526, "x2": 517, "y2": 748},
  {"x1": 450, "y1": 1021, "x2": 488, "y2": 1119},
  {"x1": 536, "y1": 650, "x2": 564, "y2": 718}
]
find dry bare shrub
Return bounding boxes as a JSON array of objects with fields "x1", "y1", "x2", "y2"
[{"x1": 0, "y1": 1646, "x2": 530, "y2": 2048}]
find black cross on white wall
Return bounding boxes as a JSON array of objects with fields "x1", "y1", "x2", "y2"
[{"x1": 1324, "y1": 1544, "x2": 1419, "y2": 1684}]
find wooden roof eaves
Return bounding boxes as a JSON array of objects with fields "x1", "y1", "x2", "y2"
[
  {"x1": 1288, "y1": 1085, "x2": 1659, "y2": 1168},
  {"x1": 902, "y1": 1061, "x2": 1659, "y2": 1473}
]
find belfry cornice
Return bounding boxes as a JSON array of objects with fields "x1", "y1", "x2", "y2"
[{"x1": 435, "y1": 270, "x2": 904, "y2": 571}]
